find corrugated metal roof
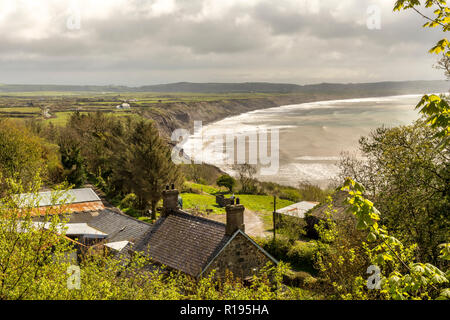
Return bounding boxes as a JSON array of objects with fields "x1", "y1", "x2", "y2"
[
  {"x1": 64, "y1": 223, "x2": 107, "y2": 237},
  {"x1": 17, "y1": 188, "x2": 101, "y2": 208},
  {"x1": 105, "y1": 241, "x2": 130, "y2": 252},
  {"x1": 27, "y1": 222, "x2": 107, "y2": 238},
  {"x1": 277, "y1": 201, "x2": 318, "y2": 218}
]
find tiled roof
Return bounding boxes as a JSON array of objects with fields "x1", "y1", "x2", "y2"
[
  {"x1": 88, "y1": 208, "x2": 153, "y2": 243},
  {"x1": 134, "y1": 211, "x2": 231, "y2": 277},
  {"x1": 32, "y1": 208, "x2": 152, "y2": 246}
]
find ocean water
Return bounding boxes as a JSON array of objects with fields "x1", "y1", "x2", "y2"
[{"x1": 183, "y1": 94, "x2": 426, "y2": 187}]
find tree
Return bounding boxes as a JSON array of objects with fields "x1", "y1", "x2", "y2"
[
  {"x1": 0, "y1": 120, "x2": 47, "y2": 193},
  {"x1": 339, "y1": 121, "x2": 449, "y2": 264},
  {"x1": 216, "y1": 175, "x2": 235, "y2": 192},
  {"x1": 0, "y1": 175, "x2": 292, "y2": 300},
  {"x1": 233, "y1": 163, "x2": 258, "y2": 194},
  {"x1": 60, "y1": 143, "x2": 86, "y2": 188},
  {"x1": 110, "y1": 118, "x2": 183, "y2": 218},
  {"x1": 434, "y1": 55, "x2": 450, "y2": 80},
  {"x1": 395, "y1": 0, "x2": 450, "y2": 146}
]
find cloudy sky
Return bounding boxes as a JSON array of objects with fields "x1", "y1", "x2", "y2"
[{"x1": 0, "y1": 0, "x2": 445, "y2": 86}]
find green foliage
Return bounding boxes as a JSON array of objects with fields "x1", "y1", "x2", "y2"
[
  {"x1": 233, "y1": 163, "x2": 258, "y2": 194},
  {"x1": 259, "y1": 238, "x2": 317, "y2": 274},
  {"x1": 0, "y1": 120, "x2": 60, "y2": 192},
  {"x1": 216, "y1": 175, "x2": 236, "y2": 193},
  {"x1": 394, "y1": 0, "x2": 450, "y2": 54},
  {"x1": 109, "y1": 117, "x2": 183, "y2": 218},
  {"x1": 339, "y1": 122, "x2": 449, "y2": 264},
  {"x1": 394, "y1": 0, "x2": 450, "y2": 147},
  {"x1": 416, "y1": 94, "x2": 450, "y2": 145},
  {"x1": 43, "y1": 112, "x2": 184, "y2": 218},
  {"x1": 339, "y1": 178, "x2": 449, "y2": 300},
  {"x1": 60, "y1": 144, "x2": 86, "y2": 187},
  {"x1": 276, "y1": 214, "x2": 307, "y2": 241},
  {"x1": 179, "y1": 164, "x2": 223, "y2": 186},
  {"x1": 0, "y1": 175, "x2": 301, "y2": 300},
  {"x1": 182, "y1": 181, "x2": 223, "y2": 194},
  {"x1": 181, "y1": 193, "x2": 224, "y2": 215}
]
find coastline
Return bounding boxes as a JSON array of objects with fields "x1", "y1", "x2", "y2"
[
  {"x1": 149, "y1": 91, "x2": 437, "y2": 139},
  {"x1": 180, "y1": 93, "x2": 431, "y2": 188}
]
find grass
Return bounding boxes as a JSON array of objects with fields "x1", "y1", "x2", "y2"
[
  {"x1": 45, "y1": 110, "x2": 137, "y2": 125},
  {"x1": 222, "y1": 194, "x2": 294, "y2": 214},
  {"x1": 180, "y1": 182, "x2": 295, "y2": 216},
  {"x1": 183, "y1": 181, "x2": 224, "y2": 195},
  {"x1": 181, "y1": 193, "x2": 225, "y2": 214},
  {"x1": 0, "y1": 107, "x2": 41, "y2": 113}
]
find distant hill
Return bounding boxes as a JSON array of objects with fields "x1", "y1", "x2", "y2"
[{"x1": 0, "y1": 80, "x2": 447, "y2": 95}]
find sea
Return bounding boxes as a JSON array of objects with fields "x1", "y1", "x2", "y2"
[{"x1": 182, "y1": 94, "x2": 431, "y2": 188}]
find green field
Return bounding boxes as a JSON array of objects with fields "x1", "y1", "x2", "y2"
[
  {"x1": 181, "y1": 182, "x2": 295, "y2": 216},
  {"x1": 0, "y1": 91, "x2": 280, "y2": 126}
]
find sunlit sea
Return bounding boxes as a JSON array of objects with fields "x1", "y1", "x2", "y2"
[{"x1": 184, "y1": 94, "x2": 428, "y2": 187}]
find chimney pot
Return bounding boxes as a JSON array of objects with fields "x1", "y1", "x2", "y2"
[
  {"x1": 225, "y1": 203, "x2": 245, "y2": 236},
  {"x1": 162, "y1": 188, "x2": 179, "y2": 217}
]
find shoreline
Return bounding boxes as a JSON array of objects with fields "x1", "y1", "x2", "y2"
[{"x1": 181, "y1": 93, "x2": 431, "y2": 188}]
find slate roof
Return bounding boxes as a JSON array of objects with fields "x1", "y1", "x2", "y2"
[
  {"x1": 133, "y1": 210, "x2": 231, "y2": 277},
  {"x1": 88, "y1": 208, "x2": 152, "y2": 243},
  {"x1": 32, "y1": 208, "x2": 152, "y2": 248}
]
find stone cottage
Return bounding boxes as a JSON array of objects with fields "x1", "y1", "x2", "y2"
[
  {"x1": 133, "y1": 186, "x2": 278, "y2": 279},
  {"x1": 20, "y1": 186, "x2": 277, "y2": 279}
]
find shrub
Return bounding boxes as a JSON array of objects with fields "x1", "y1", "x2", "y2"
[{"x1": 216, "y1": 175, "x2": 235, "y2": 192}]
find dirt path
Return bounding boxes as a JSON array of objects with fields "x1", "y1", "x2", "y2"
[{"x1": 208, "y1": 209, "x2": 269, "y2": 239}]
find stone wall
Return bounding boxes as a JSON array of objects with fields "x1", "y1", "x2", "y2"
[
  {"x1": 203, "y1": 232, "x2": 274, "y2": 279},
  {"x1": 216, "y1": 194, "x2": 233, "y2": 207}
]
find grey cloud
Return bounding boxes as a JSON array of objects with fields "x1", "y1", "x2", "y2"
[{"x1": 0, "y1": 0, "x2": 445, "y2": 85}]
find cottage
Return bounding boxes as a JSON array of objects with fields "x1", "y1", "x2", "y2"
[
  {"x1": 133, "y1": 187, "x2": 277, "y2": 279},
  {"x1": 21, "y1": 186, "x2": 276, "y2": 279},
  {"x1": 116, "y1": 102, "x2": 131, "y2": 109},
  {"x1": 25, "y1": 188, "x2": 152, "y2": 250}
]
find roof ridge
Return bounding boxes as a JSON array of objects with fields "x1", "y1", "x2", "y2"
[
  {"x1": 98, "y1": 208, "x2": 154, "y2": 226},
  {"x1": 173, "y1": 209, "x2": 226, "y2": 227}
]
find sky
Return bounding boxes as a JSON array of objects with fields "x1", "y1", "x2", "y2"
[{"x1": 0, "y1": 0, "x2": 446, "y2": 86}]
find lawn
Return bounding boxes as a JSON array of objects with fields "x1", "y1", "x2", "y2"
[
  {"x1": 183, "y1": 181, "x2": 225, "y2": 195},
  {"x1": 180, "y1": 182, "x2": 295, "y2": 216},
  {"x1": 181, "y1": 193, "x2": 225, "y2": 214}
]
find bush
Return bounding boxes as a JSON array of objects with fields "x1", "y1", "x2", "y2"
[
  {"x1": 260, "y1": 238, "x2": 318, "y2": 274},
  {"x1": 279, "y1": 188, "x2": 301, "y2": 202},
  {"x1": 120, "y1": 193, "x2": 138, "y2": 209},
  {"x1": 216, "y1": 175, "x2": 235, "y2": 192},
  {"x1": 287, "y1": 241, "x2": 318, "y2": 269}
]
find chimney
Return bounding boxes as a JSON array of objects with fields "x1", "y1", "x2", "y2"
[
  {"x1": 162, "y1": 186, "x2": 179, "y2": 217},
  {"x1": 225, "y1": 200, "x2": 245, "y2": 236}
]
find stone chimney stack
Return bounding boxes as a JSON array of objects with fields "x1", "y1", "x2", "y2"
[
  {"x1": 225, "y1": 199, "x2": 245, "y2": 236},
  {"x1": 162, "y1": 184, "x2": 179, "y2": 217}
]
